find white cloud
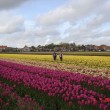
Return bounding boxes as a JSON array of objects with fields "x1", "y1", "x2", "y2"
[
  {"x1": 100, "y1": 29, "x2": 110, "y2": 37},
  {"x1": 34, "y1": 26, "x2": 60, "y2": 37},
  {"x1": 36, "y1": 0, "x2": 110, "y2": 46},
  {"x1": 37, "y1": 0, "x2": 102, "y2": 26},
  {"x1": 0, "y1": 11, "x2": 25, "y2": 34},
  {"x1": 0, "y1": 0, "x2": 28, "y2": 10},
  {"x1": 0, "y1": 0, "x2": 110, "y2": 47}
]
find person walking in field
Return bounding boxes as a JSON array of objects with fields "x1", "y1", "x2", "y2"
[
  {"x1": 59, "y1": 52, "x2": 63, "y2": 61},
  {"x1": 53, "y1": 51, "x2": 57, "y2": 61}
]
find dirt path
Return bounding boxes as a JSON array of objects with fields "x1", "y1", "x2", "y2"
[{"x1": 0, "y1": 58, "x2": 110, "y2": 79}]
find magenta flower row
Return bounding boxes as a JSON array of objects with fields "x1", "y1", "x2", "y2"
[
  {"x1": 0, "y1": 61, "x2": 110, "y2": 109},
  {"x1": 0, "y1": 60, "x2": 110, "y2": 92},
  {"x1": 0, "y1": 81, "x2": 45, "y2": 110}
]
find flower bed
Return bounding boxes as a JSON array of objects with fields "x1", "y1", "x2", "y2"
[
  {"x1": 0, "y1": 81, "x2": 44, "y2": 110},
  {"x1": 0, "y1": 61, "x2": 110, "y2": 110},
  {"x1": 0, "y1": 60, "x2": 110, "y2": 96}
]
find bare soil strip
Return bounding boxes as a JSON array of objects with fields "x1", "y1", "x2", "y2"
[{"x1": 0, "y1": 58, "x2": 110, "y2": 79}]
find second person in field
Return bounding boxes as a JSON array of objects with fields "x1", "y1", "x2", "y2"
[{"x1": 59, "y1": 52, "x2": 63, "y2": 61}]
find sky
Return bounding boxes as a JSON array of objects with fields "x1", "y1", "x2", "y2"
[{"x1": 0, "y1": 0, "x2": 110, "y2": 48}]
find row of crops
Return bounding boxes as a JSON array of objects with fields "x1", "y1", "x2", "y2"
[
  {"x1": 1, "y1": 52, "x2": 110, "y2": 56},
  {"x1": 0, "y1": 81, "x2": 44, "y2": 110},
  {"x1": 0, "y1": 60, "x2": 110, "y2": 110},
  {"x1": 0, "y1": 54, "x2": 110, "y2": 68}
]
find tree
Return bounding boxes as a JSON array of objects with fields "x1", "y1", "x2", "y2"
[{"x1": 30, "y1": 46, "x2": 36, "y2": 52}]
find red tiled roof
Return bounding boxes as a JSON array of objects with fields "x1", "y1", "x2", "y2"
[{"x1": 0, "y1": 46, "x2": 7, "y2": 49}]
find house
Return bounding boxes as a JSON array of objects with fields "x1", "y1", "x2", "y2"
[
  {"x1": 98, "y1": 45, "x2": 110, "y2": 51},
  {"x1": 85, "y1": 45, "x2": 95, "y2": 51},
  {"x1": 22, "y1": 45, "x2": 31, "y2": 52},
  {"x1": 93, "y1": 45, "x2": 110, "y2": 51},
  {"x1": 105, "y1": 46, "x2": 110, "y2": 52},
  {"x1": 0, "y1": 45, "x2": 7, "y2": 52}
]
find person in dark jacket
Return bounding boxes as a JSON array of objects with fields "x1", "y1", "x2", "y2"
[
  {"x1": 59, "y1": 52, "x2": 63, "y2": 61},
  {"x1": 53, "y1": 51, "x2": 57, "y2": 61}
]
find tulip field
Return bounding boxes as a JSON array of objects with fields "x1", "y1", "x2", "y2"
[
  {"x1": 0, "y1": 54, "x2": 110, "y2": 69},
  {"x1": 0, "y1": 54, "x2": 110, "y2": 110}
]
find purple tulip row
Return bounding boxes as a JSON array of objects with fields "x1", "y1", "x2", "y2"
[
  {"x1": 0, "y1": 60, "x2": 110, "y2": 93},
  {"x1": 0, "y1": 81, "x2": 45, "y2": 110},
  {"x1": 0, "y1": 63, "x2": 110, "y2": 109}
]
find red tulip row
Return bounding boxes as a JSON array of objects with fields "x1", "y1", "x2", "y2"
[
  {"x1": 0, "y1": 60, "x2": 110, "y2": 95},
  {"x1": 0, "y1": 62, "x2": 110, "y2": 110},
  {"x1": 0, "y1": 81, "x2": 45, "y2": 110}
]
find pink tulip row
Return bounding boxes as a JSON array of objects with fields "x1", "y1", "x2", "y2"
[
  {"x1": 0, "y1": 60, "x2": 110, "y2": 93},
  {"x1": 0, "y1": 81, "x2": 45, "y2": 110},
  {"x1": 0, "y1": 63, "x2": 110, "y2": 109}
]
